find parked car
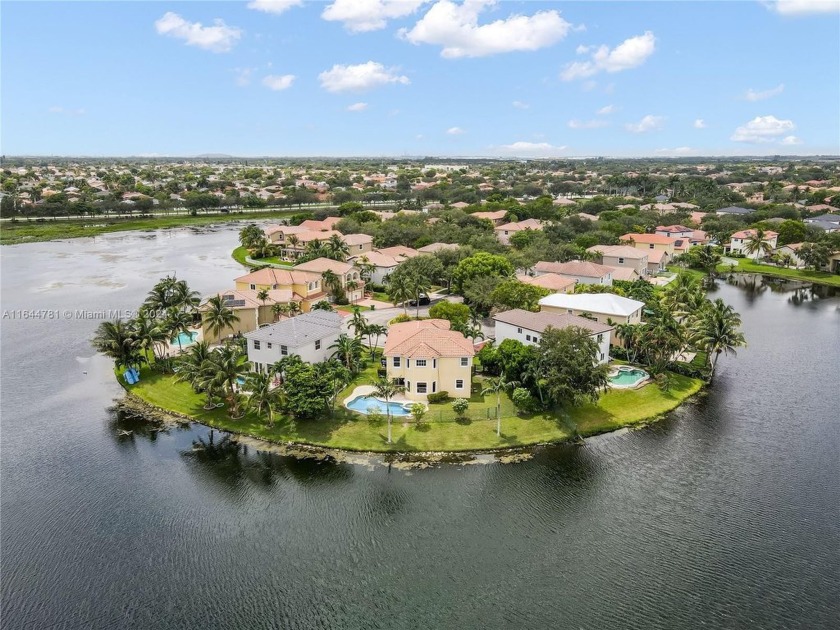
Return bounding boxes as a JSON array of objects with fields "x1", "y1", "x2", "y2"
[{"x1": 408, "y1": 294, "x2": 431, "y2": 306}]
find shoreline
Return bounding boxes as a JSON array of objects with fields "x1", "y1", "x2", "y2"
[{"x1": 116, "y1": 378, "x2": 706, "y2": 461}]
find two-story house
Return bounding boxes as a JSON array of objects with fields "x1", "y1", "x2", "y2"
[
  {"x1": 293, "y1": 258, "x2": 365, "y2": 303},
  {"x1": 586, "y1": 245, "x2": 649, "y2": 278},
  {"x1": 493, "y1": 309, "x2": 612, "y2": 364},
  {"x1": 726, "y1": 229, "x2": 779, "y2": 259},
  {"x1": 244, "y1": 310, "x2": 343, "y2": 374},
  {"x1": 234, "y1": 267, "x2": 326, "y2": 310},
  {"x1": 619, "y1": 233, "x2": 678, "y2": 273},
  {"x1": 533, "y1": 260, "x2": 613, "y2": 286},
  {"x1": 494, "y1": 218, "x2": 544, "y2": 245},
  {"x1": 383, "y1": 319, "x2": 475, "y2": 401},
  {"x1": 538, "y1": 293, "x2": 644, "y2": 344}
]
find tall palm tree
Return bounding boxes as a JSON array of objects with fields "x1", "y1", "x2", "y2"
[
  {"x1": 321, "y1": 270, "x2": 342, "y2": 301},
  {"x1": 272, "y1": 302, "x2": 287, "y2": 321},
  {"x1": 346, "y1": 280, "x2": 359, "y2": 304},
  {"x1": 349, "y1": 309, "x2": 368, "y2": 339},
  {"x1": 743, "y1": 228, "x2": 773, "y2": 260},
  {"x1": 286, "y1": 234, "x2": 300, "y2": 259},
  {"x1": 372, "y1": 378, "x2": 405, "y2": 444},
  {"x1": 92, "y1": 319, "x2": 140, "y2": 370},
  {"x1": 388, "y1": 274, "x2": 412, "y2": 315},
  {"x1": 165, "y1": 307, "x2": 194, "y2": 352},
  {"x1": 614, "y1": 322, "x2": 641, "y2": 364},
  {"x1": 256, "y1": 289, "x2": 270, "y2": 306},
  {"x1": 132, "y1": 312, "x2": 168, "y2": 361},
  {"x1": 305, "y1": 239, "x2": 327, "y2": 260},
  {"x1": 203, "y1": 345, "x2": 249, "y2": 417},
  {"x1": 329, "y1": 334, "x2": 363, "y2": 373},
  {"x1": 692, "y1": 298, "x2": 746, "y2": 379},
  {"x1": 410, "y1": 274, "x2": 431, "y2": 319},
  {"x1": 175, "y1": 341, "x2": 217, "y2": 408},
  {"x1": 245, "y1": 371, "x2": 282, "y2": 427},
  {"x1": 202, "y1": 295, "x2": 240, "y2": 343},
  {"x1": 481, "y1": 373, "x2": 519, "y2": 436},
  {"x1": 172, "y1": 280, "x2": 200, "y2": 311},
  {"x1": 366, "y1": 324, "x2": 387, "y2": 356}
]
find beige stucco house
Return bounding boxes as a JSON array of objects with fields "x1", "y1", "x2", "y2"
[
  {"x1": 383, "y1": 319, "x2": 475, "y2": 401},
  {"x1": 586, "y1": 245, "x2": 649, "y2": 278}
]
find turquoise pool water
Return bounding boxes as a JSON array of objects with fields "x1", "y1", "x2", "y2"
[
  {"x1": 172, "y1": 331, "x2": 198, "y2": 346},
  {"x1": 346, "y1": 395, "x2": 412, "y2": 417},
  {"x1": 609, "y1": 367, "x2": 649, "y2": 387}
]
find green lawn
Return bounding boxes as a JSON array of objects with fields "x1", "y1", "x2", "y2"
[
  {"x1": 124, "y1": 362, "x2": 703, "y2": 452},
  {"x1": 1, "y1": 209, "x2": 300, "y2": 245},
  {"x1": 231, "y1": 246, "x2": 251, "y2": 267},
  {"x1": 715, "y1": 260, "x2": 840, "y2": 287}
]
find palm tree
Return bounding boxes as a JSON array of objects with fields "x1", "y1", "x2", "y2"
[
  {"x1": 366, "y1": 324, "x2": 387, "y2": 356},
  {"x1": 172, "y1": 280, "x2": 200, "y2": 311},
  {"x1": 410, "y1": 274, "x2": 431, "y2": 319},
  {"x1": 256, "y1": 289, "x2": 270, "y2": 306},
  {"x1": 202, "y1": 295, "x2": 240, "y2": 343},
  {"x1": 175, "y1": 341, "x2": 217, "y2": 408},
  {"x1": 92, "y1": 319, "x2": 140, "y2": 370},
  {"x1": 285, "y1": 234, "x2": 300, "y2": 259},
  {"x1": 305, "y1": 239, "x2": 327, "y2": 260},
  {"x1": 132, "y1": 312, "x2": 168, "y2": 361},
  {"x1": 615, "y1": 322, "x2": 641, "y2": 364},
  {"x1": 349, "y1": 309, "x2": 368, "y2": 339},
  {"x1": 245, "y1": 371, "x2": 281, "y2": 427},
  {"x1": 356, "y1": 256, "x2": 376, "y2": 284},
  {"x1": 743, "y1": 228, "x2": 773, "y2": 260},
  {"x1": 321, "y1": 270, "x2": 342, "y2": 301},
  {"x1": 346, "y1": 280, "x2": 359, "y2": 304},
  {"x1": 481, "y1": 373, "x2": 519, "y2": 436},
  {"x1": 165, "y1": 307, "x2": 194, "y2": 352},
  {"x1": 691, "y1": 298, "x2": 746, "y2": 379},
  {"x1": 204, "y1": 345, "x2": 249, "y2": 417},
  {"x1": 388, "y1": 274, "x2": 412, "y2": 315},
  {"x1": 325, "y1": 234, "x2": 350, "y2": 261},
  {"x1": 329, "y1": 334, "x2": 363, "y2": 373},
  {"x1": 372, "y1": 378, "x2": 405, "y2": 444},
  {"x1": 271, "y1": 302, "x2": 287, "y2": 322}
]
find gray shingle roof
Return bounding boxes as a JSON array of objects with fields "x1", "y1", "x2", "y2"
[
  {"x1": 244, "y1": 310, "x2": 342, "y2": 347},
  {"x1": 493, "y1": 308, "x2": 613, "y2": 335},
  {"x1": 716, "y1": 206, "x2": 754, "y2": 215}
]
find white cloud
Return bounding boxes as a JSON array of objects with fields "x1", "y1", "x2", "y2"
[
  {"x1": 512, "y1": 100, "x2": 529, "y2": 109},
  {"x1": 597, "y1": 104, "x2": 616, "y2": 115},
  {"x1": 731, "y1": 115, "x2": 796, "y2": 143},
  {"x1": 655, "y1": 147, "x2": 695, "y2": 155},
  {"x1": 496, "y1": 141, "x2": 567, "y2": 156},
  {"x1": 318, "y1": 61, "x2": 410, "y2": 92},
  {"x1": 262, "y1": 74, "x2": 296, "y2": 91},
  {"x1": 400, "y1": 0, "x2": 573, "y2": 59},
  {"x1": 154, "y1": 12, "x2": 242, "y2": 53},
  {"x1": 766, "y1": 0, "x2": 840, "y2": 15},
  {"x1": 744, "y1": 83, "x2": 785, "y2": 101},
  {"x1": 247, "y1": 0, "x2": 303, "y2": 15},
  {"x1": 446, "y1": 126, "x2": 465, "y2": 135},
  {"x1": 561, "y1": 31, "x2": 655, "y2": 80},
  {"x1": 780, "y1": 135, "x2": 803, "y2": 145},
  {"x1": 568, "y1": 119, "x2": 610, "y2": 129},
  {"x1": 48, "y1": 106, "x2": 85, "y2": 116},
  {"x1": 575, "y1": 44, "x2": 591, "y2": 54},
  {"x1": 625, "y1": 115, "x2": 664, "y2": 133},
  {"x1": 234, "y1": 67, "x2": 255, "y2": 87},
  {"x1": 347, "y1": 102, "x2": 368, "y2": 111},
  {"x1": 694, "y1": 118, "x2": 707, "y2": 129},
  {"x1": 322, "y1": 0, "x2": 429, "y2": 32}
]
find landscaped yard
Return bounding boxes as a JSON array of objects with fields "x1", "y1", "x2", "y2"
[
  {"x1": 715, "y1": 260, "x2": 840, "y2": 287},
  {"x1": 124, "y1": 359, "x2": 703, "y2": 453}
]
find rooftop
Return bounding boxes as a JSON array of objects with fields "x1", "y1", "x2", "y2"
[
  {"x1": 384, "y1": 319, "x2": 475, "y2": 358},
  {"x1": 244, "y1": 310, "x2": 342, "y2": 346},
  {"x1": 494, "y1": 308, "x2": 613, "y2": 335},
  {"x1": 538, "y1": 292, "x2": 645, "y2": 317},
  {"x1": 534, "y1": 260, "x2": 614, "y2": 278}
]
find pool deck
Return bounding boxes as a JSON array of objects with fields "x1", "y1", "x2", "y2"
[
  {"x1": 343, "y1": 386, "x2": 426, "y2": 412},
  {"x1": 607, "y1": 365, "x2": 651, "y2": 390},
  {"x1": 166, "y1": 328, "x2": 203, "y2": 355}
]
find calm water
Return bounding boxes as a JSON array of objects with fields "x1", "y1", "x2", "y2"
[{"x1": 2, "y1": 226, "x2": 839, "y2": 629}]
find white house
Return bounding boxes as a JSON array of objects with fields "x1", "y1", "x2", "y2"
[
  {"x1": 244, "y1": 310, "x2": 342, "y2": 373},
  {"x1": 538, "y1": 293, "x2": 645, "y2": 339},
  {"x1": 493, "y1": 309, "x2": 612, "y2": 364},
  {"x1": 727, "y1": 229, "x2": 779, "y2": 259}
]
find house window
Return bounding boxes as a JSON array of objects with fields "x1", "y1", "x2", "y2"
[
  {"x1": 460, "y1": 357, "x2": 469, "y2": 367},
  {"x1": 315, "y1": 339, "x2": 321, "y2": 350},
  {"x1": 267, "y1": 342, "x2": 272, "y2": 349},
  {"x1": 393, "y1": 357, "x2": 401, "y2": 368},
  {"x1": 600, "y1": 353, "x2": 605, "y2": 361},
  {"x1": 567, "y1": 309, "x2": 573, "y2": 314},
  {"x1": 253, "y1": 340, "x2": 261, "y2": 350},
  {"x1": 280, "y1": 345, "x2": 288, "y2": 356},
  {"x1": 526, "y1": 334, "x2": 532, "y2": 342},
  {"x1": 406, "y1": 381, "x2": 410, "y2": 392},
  {"x1": 618, "y1": 257, "x2": 625, "y2": 264},
  {"x1": 416, "y1": 382, "x2": 427, "y2": 394},
  {"x1": 432, "y1": 382, "x2": 436, "y2": 393},
  {"x1": 649, "y1": 244, "x2": 654, "y2": 249},
  {"x1": 455, "y1": 379, "x2": 464, "y2": 389},
  {"x1": 415, "y1": 359, "x2": 427, "y2": 367},
  {"x1": 359, "y1": 245, "x2": 363, "y2": 250},
  {"x1": 597, "y1": 334, "x2": 603, "y2": 343},
  {"x1": 517, "y1": 327, "x2": 522, "y2": 333},
  {"x1": 250, "y1": 284, "x2": 256, "y2": 290}
]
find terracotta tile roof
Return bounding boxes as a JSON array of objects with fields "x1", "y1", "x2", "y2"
[
  {"x1": 342, "y1": 233, "x2": 374, "y2": 246},
  {"x1": 384, "y1": 319, "x2": 475, "y2": 358},
  {"x1": 377, "y1": 246, "x2": 420, "y2": 259},
  {"x1": 587, "y1": 245, "x2": 648, "y2": 259},
  {"x1": 646, "y1": 250, "x2": 667, "y2": 263},
  {"x1": 731, "y1": 229, "x2": 779, "y2": 240},
  {"x1": 471, "y1": 210, "x2": 507, "y2": 221},
  {"x1": 620, "y1": 233, "x2": 678, "y2": 245},
  {"x1": 296, "y1": 229, "x2": 343, "y2": 243},
  {"x1": 494, "y1": 308, "x2": 613, "y2": 335},
  {"x1": 495, "y1": 218, "x2": 543, "y2": 232},
  {"x1": 655, "y1": 224, "x2": 692, "y2": 233},
  {"x1": 534, "y1": 260, "x2": 614, "y2": 278},
  {"x1": 293, "y1": 257, "x2": 355, "y2": 275},
  {"x1": 235, "y1": 267, "x2": 320, "y2": 286},
  {"x1": 351, "y1": 251, "x2": 401, "y2": 267},
  {"x1": 518, "y1": 273, "x2": 577, "y2": 291},
  {"x1": 418, "y1": 242, "x2": 460, "y2": 253},
  {"x1": 605, "y1": 267, "x2": 639, "y2": 281}
]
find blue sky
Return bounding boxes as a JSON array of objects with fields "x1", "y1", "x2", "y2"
[{"x1": 2, "y1": 0, "x2": 838, "y2": 157}]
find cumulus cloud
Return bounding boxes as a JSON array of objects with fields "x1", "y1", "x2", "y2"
[
  {"x1": 234, "y1": 67, "x2": 255, "y2": 87},
  {"x1": 496, "y1": 141, "x2": 567, "y2": 156},
  {"x1": 247, "y1": 0, "x2": 303, "y2": 14},
  {"x1": 399, "y1": 0, "x2": 573, "y2": 58},
  {"x1": 512, "y1": 100, "x2": 529, "y2": 109},
  {"x1": 346, "y1": 102, "x2": 368, "y2": 111},
  {"x1": 446, "y1": 126, "x2": 465, "y2": 135},
  {"x1": 262, "y1": 74, "x2": 296, "y2": 90},
  {"x1": 625, "y1": 115, "x2": 664, "y2": 133},
  {"x1": 323, "y1": 0, "x2": 430, "y2": 32},
  {"x1": 780, "y1": 135, "x2": 803, "y2": 145},
  {"x1": 694, "y1": 118, "x2": 707, "y2": 129},
  {"x1": 731, "y1": 115, "x2": 796, "y2": 142},
  {"x1": 597, "y1": 104, "x2": 616, "y2": 115},
  {"x1": 561, "y1": 31, "x2": 655, "y2": 80},
  {"x1": 744, "y1": 83, "x2": 785, "y2": 101},
  {"x1": 318, "y1": 61, "x2": 410, "y2": 92},
  {"x1": 154, "y1": 12, "x2": 242, "y2": 53},
  {"x1": 766, "y1": 0, "x2": 840, "y2": 15},
  {"x1": 568, "y1": 119, "x2": 609, "y2": 129}
]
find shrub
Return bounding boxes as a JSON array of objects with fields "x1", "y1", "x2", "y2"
[
  {"x1": 511, "y1": 387, "x2": 538, "y2": 414},
  {"x1": 427, "y1": 391, "x2": 450, "y2": 404},
  {"x1": 410, "y1": 403, "x2": 427, "y2": 424},
  {"x1": 366, "y1": 407, "x2": 385, "y2": 425},
  {"x1": 451, "y1": 398, "x2": 469, "y2": 417},
  {"x1": 390, "y1": 313, "x2": 412, "y2": 324}
]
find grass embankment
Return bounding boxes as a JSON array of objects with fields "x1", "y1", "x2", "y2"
[
  {"x1": 123, "y1": 361, "x2": 703, "y2": 452},
  {"x1": 0, "y1": 209, "x2": 300, "y2": 245},
  {"x1": 716, "y1": 260, "x2": 840, "y2": 287}
]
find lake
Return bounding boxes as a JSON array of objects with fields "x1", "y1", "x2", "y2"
[{"x1": 2, "y1": 226, "x2": 838, "y2": 629}]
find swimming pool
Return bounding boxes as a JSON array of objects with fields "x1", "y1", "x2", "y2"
[
  {"x1": 608, "y1": 366, "x2": 649, "y2": 388},
  {"x1": 172, "y1": 331, "x2": 198, "y2": 347},
  {"x1": 346, "y1": 395, "x2": 413, "y2": 417}
]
